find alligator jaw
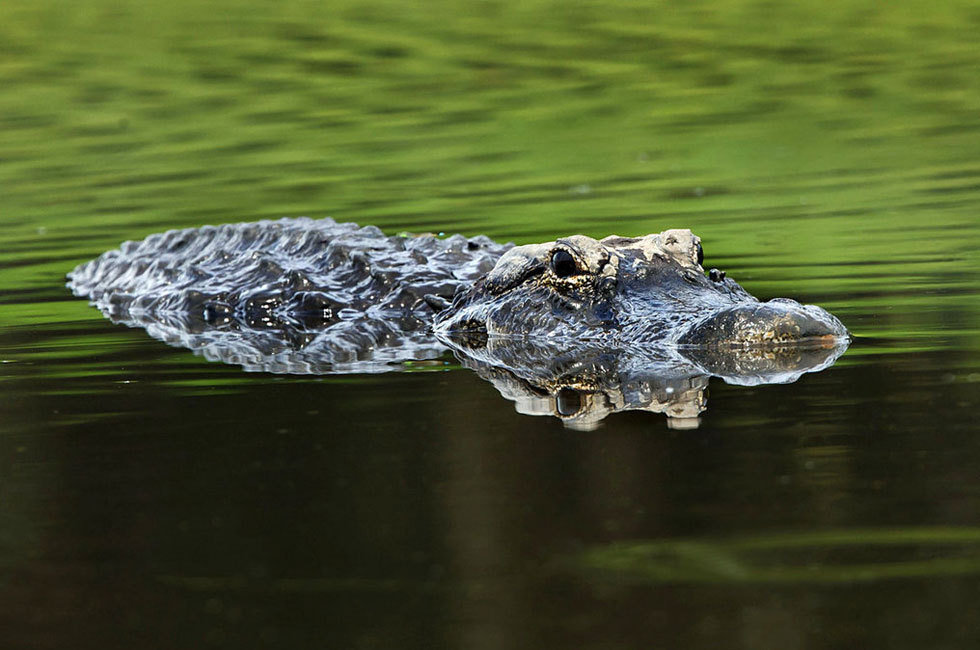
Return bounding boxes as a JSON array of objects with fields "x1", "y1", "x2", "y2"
[{"x1": 676, "y1": 298, "x2": 849, "y2": 348}]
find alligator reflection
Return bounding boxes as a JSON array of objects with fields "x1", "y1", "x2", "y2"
[
  {"x1": 96, "y1": 303, "x2": 848, "y2": 428},
  {"x1": 441, "y1": 334, "x2": 848, "y2": 430},
  {"x1": 99, "y1": 308, "x2": 846, "y2": 428}
]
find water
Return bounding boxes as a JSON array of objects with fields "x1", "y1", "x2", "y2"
[{"x1": 2, "y1": 0, "x2": 980, "y2": 647}]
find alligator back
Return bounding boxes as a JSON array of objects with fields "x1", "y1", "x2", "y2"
[{"x1": 68, "y1": 217, "x2": 510, "y2": 372}]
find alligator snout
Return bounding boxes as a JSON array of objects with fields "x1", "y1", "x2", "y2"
[{"x1": 677, "y1": 298, "x2": 849, "y2": 348}]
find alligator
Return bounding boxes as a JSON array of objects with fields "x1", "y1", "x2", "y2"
[{"x1": 68, "y1": 217, "x2": 849, "y2": 425}]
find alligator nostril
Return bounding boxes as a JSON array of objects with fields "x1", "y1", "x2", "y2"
[
  {"x1": 555, "y1": 387, "x2": 582, "y2": 416},
  {"x1": 708, "y1": 268, "x2": 726, "y2": 282},
  {"x1": 696, "y1": 243, "x2": 704, "y2": 266},
  {"x1": 600, "y1": 276, "x2": 618, "y2": 292}
]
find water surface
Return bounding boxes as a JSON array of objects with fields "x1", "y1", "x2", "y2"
[{"x1": 2, "y1": 1, "x2": 980, "y2": 647}]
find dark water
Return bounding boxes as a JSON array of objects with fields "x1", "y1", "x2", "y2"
[{"x1": 3, "y1": 1, "x2": 980, "y2": 647}]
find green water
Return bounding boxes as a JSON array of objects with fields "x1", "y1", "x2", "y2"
[{"x1": 2, "y1": 1, "x2": 980, "y2": 647}]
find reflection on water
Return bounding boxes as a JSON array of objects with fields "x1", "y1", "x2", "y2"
[
  {"x1": 64, "y1": 286, "x2": 850, "y2": 428},
  {"x1": 448, "y1": 336, "x2": 848, "y2": 430},
  {"x1": 2, "y1": 0, "x2": 980, "y2": 647},
  {"x1": 578, "y1": 527, "x2": 980, "y2": 584}
]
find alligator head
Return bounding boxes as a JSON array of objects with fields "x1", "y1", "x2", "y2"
[{"x1": 432, "y1": 229, "x2": 848, "y2": 348}]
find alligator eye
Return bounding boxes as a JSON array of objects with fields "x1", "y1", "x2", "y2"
[
  {"x1": 696, "y1": 243, "x2": 704, "y2": 266},
  {"x1": 551, "y1": 249, "x2": 579, "y2": 278},
  {"x1": 555, "y1": 388, "x2": 582, "y2": 416}
]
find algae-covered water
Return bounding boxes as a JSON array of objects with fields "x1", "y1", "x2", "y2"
[{"x1": 2, "y1": 1, "x2": 980, "y2": 647}]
